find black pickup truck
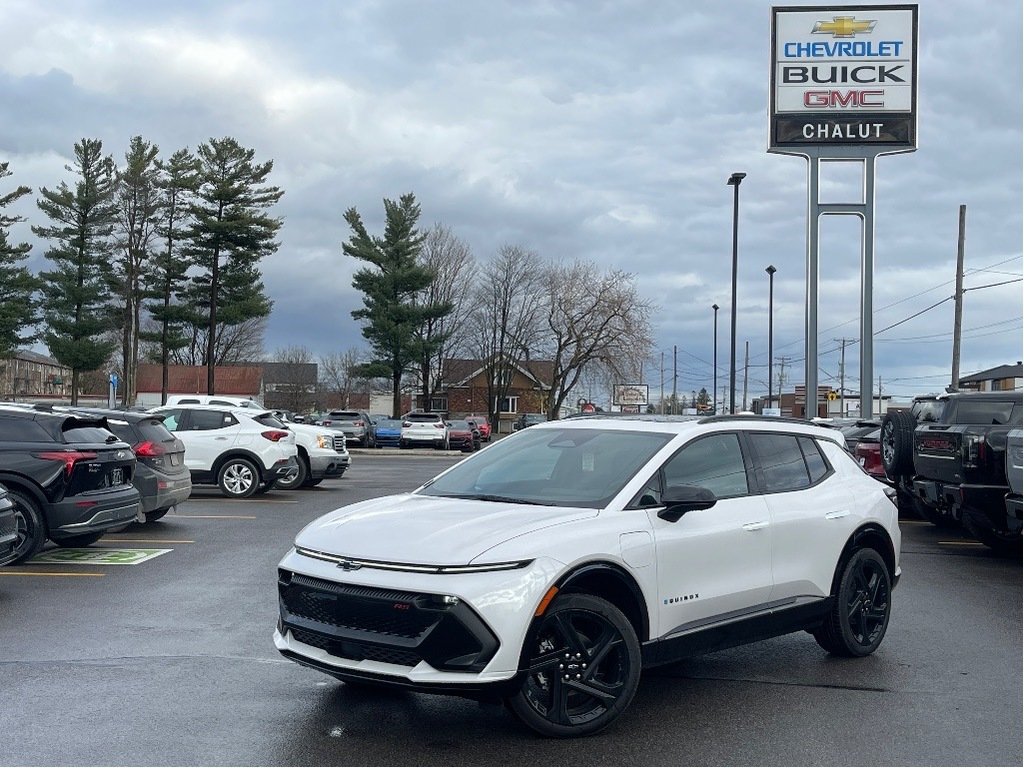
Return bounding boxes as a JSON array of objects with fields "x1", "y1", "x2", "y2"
[{"x1": 881, "y1": 391, "x2": 1022, "y2": 554}]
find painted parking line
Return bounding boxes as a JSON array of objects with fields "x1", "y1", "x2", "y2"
[
  {"x1": 937, "y1": 540, "x2": 987, "y2": 548},
  {"x1": 0, "y1": 571, "x2": 105, "y2": 578},
  {"x1": 101, "y1": 539, "x2": 195, "y2": 544},
  {"x1": 166, "y1": 514, "x2": 257, "y2": 520}
]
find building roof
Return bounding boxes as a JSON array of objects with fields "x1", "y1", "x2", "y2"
[
  {"x1": 442, "y1": 357, "x2": 554, "y2": 388},
  {"x1": 9, "y1": 349, "x2": 64, "y2": 366},
  {"x1": 136, "y1": 364, "x2": 263, "y2": 395},
  {"x1": 960, "y1": 362, "x2": 1023, "y2": 384}
]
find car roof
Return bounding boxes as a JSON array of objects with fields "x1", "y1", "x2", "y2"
[
  {"x1": 59, "y1": 407, "x2": 163, "y2": 424},
  {"x1": 532, "y1": 414, "x2": 844, "y2": 444},
  {"x1": 152, "y1": 404, "x2": 274, "y2": 418}
]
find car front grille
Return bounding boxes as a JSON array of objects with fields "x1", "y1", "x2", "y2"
[
  {"x1": 333, "y1": 435, "x2": 346, "y2": 452},
  {"x1": 278, "y1": 571, "x2": 499, "y2": 672}
]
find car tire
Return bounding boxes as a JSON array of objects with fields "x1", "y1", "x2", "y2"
[
  {"x1": 52, "y1": 532, "x2": 105, "y2": 548},
  {"x1": 145, "y1": 508, "x2": 170, "y2": 523},
  {"x1": 217, "y1": 458, "x2": 260, "y2": 499},
  {"x1": 275, "y1": 457, "x2": 308, "y2": 491},
  {"x1": 7, "y1": 489, "x2": 47, "y2": 565},
  {"x1": 255, "y1": 480, "x2": 277, "y2": 495},
  {"x1": 304, "y1": 478, "x2": 324, "y2": 487},
  {"x1": 880, "y1": 411, "x2": 915, "y2": 480},
  {"x1": 814, "y1": 547, "x2": 892, "y2": 657},
  {"x1": 506, "y1": 593, "x2": 641, "y2": 738},
  {"x1": 961, "y1": 507, "x2": 1022, "y2": 557}
]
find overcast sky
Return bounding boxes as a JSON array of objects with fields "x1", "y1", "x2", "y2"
[{"x1": 1, "y1": 0, "x2": 1020, "y2": 405}]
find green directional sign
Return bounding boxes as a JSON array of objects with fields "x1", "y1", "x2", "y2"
[{"x1": 31, "y1": 548, "x2": 172, "y2": 566}]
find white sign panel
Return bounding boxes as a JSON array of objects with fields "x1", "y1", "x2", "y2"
[
  {"x1": 613, "y1": 384, "x2": 649, "y2": 406},
  {"x1": 770, "y1": 5, "x2": 918, "y2": 149}
]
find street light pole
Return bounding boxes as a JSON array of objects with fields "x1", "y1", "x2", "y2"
[
  {"x1": 766, "y1": 264, "x2": 776, "y2": 411},
  {"x1": 712, "y1": 303, "x2": 719, "y2": 415},
  {"x1": 727, "y1": 172, "x2": 746, "y2": 414}
]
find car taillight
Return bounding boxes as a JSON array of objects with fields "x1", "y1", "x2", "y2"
[
  {"x1": 261, "y1": 430, "x2": 290, "y2": 442},
  {"x1": 133, "y1": 440, "x2": 166, "y2": 457},
  {"x1": 33, "y1": 450, "x2": 98, "y2": 480},
  {"x1": 354, "y1": 420, "x2": 364, "y2": 427},
  {"x1": 434, "y1": 423, "x2": 445, "y2": 429},
  {"x1": 403, "y1": 421, "x2": 412, "y2": 428},
  {"x1": 963, "y1": 435, "x2": 986, "y2": 468}
]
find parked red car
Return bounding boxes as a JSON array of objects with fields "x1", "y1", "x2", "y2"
[
  {"x1": 464, "y1": 415, "x2": 491, "y2": 442},
  {"x1": 445, "y1": 420, "x2": 481, "y2": 452},
  {"x1": 854, "y1": 428, "x2": 886, "y2": 481}
]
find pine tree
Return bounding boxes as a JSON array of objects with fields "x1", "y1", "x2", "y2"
[
  {"x1": 111, "y1": 136, "x2": 161, "y2": 405},
  {"x1": 33, "y1": 139, "x2": 118, "y2": 404},
  {"x1": 141, "y1": 148, "x2": 200, "y2": 405},
  {"x1": 188, "y1": 137, "x2": 282, "y2": 393},
  {"x1": 344, "y1": 193, "x2": 447, "y2": 417},
  {"x1": 0, "y1": 160, "x2": 39, "y2": 360}
]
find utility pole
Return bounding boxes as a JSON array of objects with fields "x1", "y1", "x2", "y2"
[
  {"x1": 877, "y1": 375, "x2": 883, "y2": 419},
  {"x1": 660, "y1": 351, "x2": 665, "y2": 415},
  {"x1": 835, "y1": 338, "x2": 852, "y2": 417},
  {"x1": 742, "y1": 341, "x2": 750, "y2": 411},
  {"x1": 672, "y1": 345, "x2": 678, "y2": 415},
  {"x1": 950, "y1": 204, "x2": 967, "y2": 392},
  {"x1": 776, "y1": 356, "x2": 789, "y2": 411}
]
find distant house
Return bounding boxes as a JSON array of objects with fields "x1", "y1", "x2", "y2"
[
  {"x1": 260, "y1": 361, "x2": 318, "y2": 411},
  {"x1": 135, "y1": 364, "x2": 264, "y2": 407},
  {"x1": 424, "y1": 358, "x2": 553, "y2": 433},
  {"x1": 958, "y1": 362, "x2": 1023, "y2": 392},
  {"x1": 0, "y1": 350, "x2": 71, "y2": 400}
]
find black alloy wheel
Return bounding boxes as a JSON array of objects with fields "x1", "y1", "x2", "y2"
[
  {"x1": 7, "y1": 489, "x2": 46, "y2": 565},
  {"x1": 815, "y1": 547, "x2": 892, "y2": 657},
  {"x1": 507, "y1": 593, "x2": 641, "y2": 737}
]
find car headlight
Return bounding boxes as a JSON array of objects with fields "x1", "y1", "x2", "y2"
[{"x1": 316, "y1": 434, "x2": 333, "y2": 448}]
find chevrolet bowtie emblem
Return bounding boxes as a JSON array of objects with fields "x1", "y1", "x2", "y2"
[
  {"x1": 336, "y1": 559, "x2": 362, "y2": 571},
  {"x1": 812, "y1": 16, "x2": 877, "y2": 37}
]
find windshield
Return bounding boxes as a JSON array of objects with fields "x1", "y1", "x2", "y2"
[{"x1": 418, "y1": 426, "x2": 673, "y2": 508}]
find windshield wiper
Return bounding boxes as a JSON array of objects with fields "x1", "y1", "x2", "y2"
[{"x1": 432, "y1": 492, "x2": 556, "y2": 506}]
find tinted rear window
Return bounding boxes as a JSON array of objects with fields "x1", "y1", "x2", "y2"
[
  {"x1": 449, "y1": 420, "x2": 471, "y2": 429},
  {"x1": 254, "y1": 414, "x2": 287, "y2": 428},
  {"x1": 329, "y1": 412, "x2": 360, "y2": 419},
  {"x1": 101, "y1": 420, "x2": 136, "y2": 443},
  {"x1": 407, "y1": 413, "x2": 440, "y2": 422},
  {"x1": 136, "y1": 418, "x2": 177, "y2": 443},
  {"x1": 0, "y1": 416, "x2": 51, "y2": 442},
  {"x1": 749, "y1": 433, "x2": 812, "y2": 493},
  {"x1": 954, "y1": 400, "x2": 1021, "y2": 425},
  {"x1": 63, "y1": 426, "x2": 119, "y2": 444}
]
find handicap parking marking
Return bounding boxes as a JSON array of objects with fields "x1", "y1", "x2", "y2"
[{"x1": 30, "y1": 548, "x2": 172, "y2": 566}]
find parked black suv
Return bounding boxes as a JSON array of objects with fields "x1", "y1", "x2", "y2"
[
  {"x1": 0, "y1": 405, "x2": 141, "y2": 564},
  {"x1": 881, "y1": 391, "x2": 1022, "y2": 553},
  {"x1": 67, "y1": 408, "x2": 191, "y2": 523}
]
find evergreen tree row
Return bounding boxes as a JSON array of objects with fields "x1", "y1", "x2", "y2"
[{"x1": 0, "y1": 136, "x2": 283, "y2": 404}]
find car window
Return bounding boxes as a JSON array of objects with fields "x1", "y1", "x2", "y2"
[
  {"x1": 749, "y1": 433, "x2": 812, "y2": 493},
  {"x1": 158, "y1": 409, "x2": 185, "y2": 431},
  {"x1": 0, "y1": 416, "x2": 52, "y2": 442},
  {"x1": 406, "y1": 413, "x2": 441, "y2": 423},
  {"x1": 662, "y1": 432, "x2": 749, "y2": 499},
  {"x1": 101, "y1": 420, "x2": 135, "y2": 443},
  {"x1": 177, "y1": 398, "x2": 201, "y2": 405},
  {"x1": 62, "y1": 425, "x2": 119, "y2": 443},
  {"x1": 798, "y1": 437, "x2": 830, "y2": 483},
  {"x1": 419, "y1": 427, "x2": 673, "y2": 508},
  {"x1": 188, "y1": 410, "x2": 236, "y2": 431},
  {"x1": 253, "y1": 413, "x2": 287, "y2": 428},
  {"x1": 136, "y1": 418, "x2": 177, "y2": 444},
  {"x1": 954, "y1": 400, "x2": 1018, "y2": 425}
]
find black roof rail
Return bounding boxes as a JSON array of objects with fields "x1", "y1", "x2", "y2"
[{"x1": 697, "y1": 414, "x2": 823, "y2": 428}]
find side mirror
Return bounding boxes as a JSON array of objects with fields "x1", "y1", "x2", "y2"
[{"x1": 657, "y1": 484, "x2": 717, "y2": 523}]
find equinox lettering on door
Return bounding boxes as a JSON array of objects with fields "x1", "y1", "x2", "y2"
[{"x1": 769, "y1": 5, "x2": 918, "y2": 149}]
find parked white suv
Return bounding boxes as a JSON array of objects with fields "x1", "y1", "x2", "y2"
[
  {"x1": 400, "y1": 412, "x2": 449, "y2": 449},
  {"x1": 156, "y1": 396, "x2": 349, "y2": 490},
  {"x1": 152, "y1": 405, "x2": 298, "y2": 498},
  {"x1": 275, "y1": 415, "x2": 901, "y2": 736}
]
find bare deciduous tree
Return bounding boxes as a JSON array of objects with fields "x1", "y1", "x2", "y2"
[
  {"x1": 170, "y1": 316, "x2": 266, "y2": 366},
  {"x1": 540, "y1": 262, "x2": 654, "y2": 419},
  {"x1": 413, "y1": 224, "x2": 476, "y2": 409},
  {"x1": 270, "y1": 345, "x2": 316, "y2": 413},
  {"x1": 467, "y1": 245, "x2": 544, "y2": 432},
  {"x1": 319, "y1": 348, "x2": 371, "y2": 410}
]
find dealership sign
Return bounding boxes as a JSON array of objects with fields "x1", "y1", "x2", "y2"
[
  {"x1": 613, "y1": 384, "x2": 649, "y2": 407},
  {"x1": 769, "y1": 5, "x2": 918, "y2": 149}
]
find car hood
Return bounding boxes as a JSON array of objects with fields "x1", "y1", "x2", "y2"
[{"x1": 294, "y1": 494, "x2": 596, "y2": 565}]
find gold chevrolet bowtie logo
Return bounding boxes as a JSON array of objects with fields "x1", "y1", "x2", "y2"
[{"x1": 812, "y1": 16, "x2": 877, "y2": 37}]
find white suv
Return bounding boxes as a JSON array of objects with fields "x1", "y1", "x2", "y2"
[
  {"x1": 400, "y1": 412, "x2": 449, "y2": 449},
  {"x1": 152, "y1": 405, "x2": 298, "y2": 498},
  {"x1": 275, "y1": 415, "x2": 901, "y2": 736},
  {"x1": 157, "y1": 396, "x2": 350, "y2": 490}
]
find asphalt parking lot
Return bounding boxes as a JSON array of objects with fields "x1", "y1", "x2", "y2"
[{"x1": 1, "y1": 455, "x2": 1020, "y2": 766}]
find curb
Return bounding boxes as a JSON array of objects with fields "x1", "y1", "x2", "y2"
[{"x1": 348, "y1": 447, "x2": 468, "y2": 457}]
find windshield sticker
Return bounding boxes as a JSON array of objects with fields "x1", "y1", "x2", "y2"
[{"x1": 582, "y1": 453, "x2": 595, "y2": 472}]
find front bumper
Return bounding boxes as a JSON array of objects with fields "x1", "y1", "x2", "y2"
[
  {"x1": 274, "y1": 548, "x2": 563, "y2": 688},
  {"x1": 308, "y1": 451, "x2": 349, "y2": 480},
  {"x1": 48, "y1": 485, "x2": 142, "y2": 534}
]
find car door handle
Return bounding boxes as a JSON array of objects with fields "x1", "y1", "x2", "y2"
[
  {"x1": 215, "y1": 437, "x2": 229, "y2": 441},
  {"x1": 825, "y1": 510, "x2": 850, "y2": 520},
  {"x1": 742, "y1": 521, "x2": 769, "y2": 531}
]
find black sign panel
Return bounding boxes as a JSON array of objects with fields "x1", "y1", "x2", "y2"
[{"x1": 773, "y1": 114, "x2": 914, "y2": 145}]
